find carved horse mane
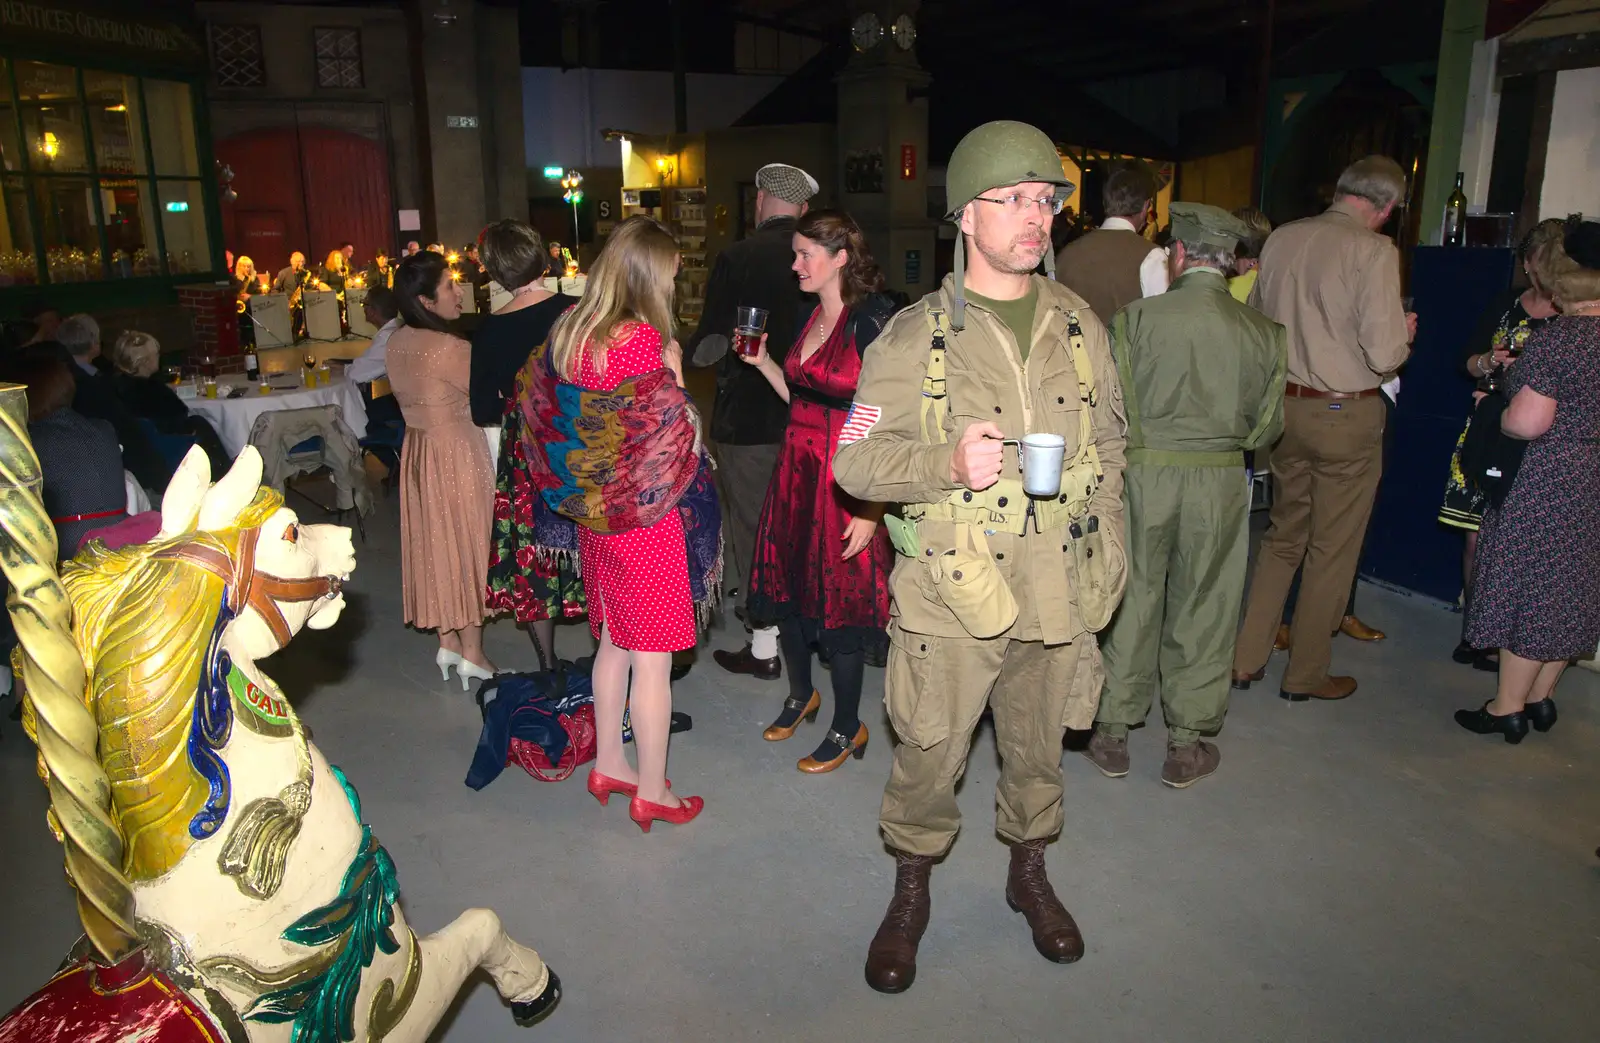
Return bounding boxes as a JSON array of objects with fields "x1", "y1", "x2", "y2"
[{"x1": 63, "y1": 488, "x2": 286, "y2": 882}]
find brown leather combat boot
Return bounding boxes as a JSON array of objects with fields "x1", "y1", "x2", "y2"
[
  {"x1": 864, "y1": 851, "x2": 933, "y2": 993},
  {"x1": 1004, "y1": 839, "x2": 1085, "y2": 964}
]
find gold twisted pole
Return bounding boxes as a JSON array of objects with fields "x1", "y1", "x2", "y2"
[{"x1": 0, "y1": 383, "x2": 138, "y2": 962}]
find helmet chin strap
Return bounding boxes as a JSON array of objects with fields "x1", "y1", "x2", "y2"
[{"x1": 951, "y1": 235, "x2": 967, "y2": 331}]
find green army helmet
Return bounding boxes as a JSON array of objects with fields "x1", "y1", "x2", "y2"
[
  {"x1": 943, "y1": 120, "x2": 1075, "y2": 329},
  {"x1": 944, "y1": 120, "x2": 1074, "y2": 221}
]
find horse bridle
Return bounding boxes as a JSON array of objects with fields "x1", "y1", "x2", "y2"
[{"x1": 153, "y1": 525, "x2": 343, "y2": 648}]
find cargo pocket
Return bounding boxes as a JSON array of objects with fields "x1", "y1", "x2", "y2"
[
  {"x1": 885, "y1": 626, "x2": 949, "y2": 750},
  {"x1": 1061, "y1": 637, "x2": 1105, "y2": 732},
  {"x1": 1068, "y1": 516, "x2": 1127, "y2": 633}
]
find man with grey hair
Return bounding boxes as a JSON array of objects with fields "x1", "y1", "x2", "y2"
[
  {"x1": 1231, "y1": 155, "x2": 1417, "y2": 703},
  {"x1": 56, "y1": 312, "x2": 102, "y2": 372},
  {"x1": 1084, "y1": 202, "x2": 1286, "y2": 787},
  {"x1": 52, "y1": 313, "x2": 171, "y2": 490},
  {"x1": 690, "y1": 161, "x2": 818, "y2": 681}
]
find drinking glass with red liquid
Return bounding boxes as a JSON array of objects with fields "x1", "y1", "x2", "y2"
[{"x1": 733, "y1": 305, "x2": 769, "y2": 357}]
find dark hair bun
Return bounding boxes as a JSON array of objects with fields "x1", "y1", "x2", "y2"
[{"x1": 1564, "y1": 221, "x2": 1600, "y2": 271}]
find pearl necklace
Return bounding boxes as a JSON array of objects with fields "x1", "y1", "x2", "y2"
[
  {"x1": 1568, "y1": 298, "x2": 1600, "y2": 316},
  {"x1": 816, "y1": 309, "x2": 843, "y2": 340}
]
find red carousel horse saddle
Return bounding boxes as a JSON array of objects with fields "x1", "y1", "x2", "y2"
[{"x1": 0, "y1": 950, "x2": 222, "y2": 1043}]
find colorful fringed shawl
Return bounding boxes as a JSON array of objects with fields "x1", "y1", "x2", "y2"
[{"x1": 518, "y1": 343, "x2": 722, "y2": 620}]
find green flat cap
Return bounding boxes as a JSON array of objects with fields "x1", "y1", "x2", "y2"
[{"x1": 1169, "y1": 202, "x2": 1250, "y2": 249}]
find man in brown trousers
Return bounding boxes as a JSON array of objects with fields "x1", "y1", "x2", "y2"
[
  {"x1": 1231, "y1": 156, "x2": 1416, "y2": 701},
  {"x1": 1055, "y1": 160, "x2": 1168, "y2": 324}
]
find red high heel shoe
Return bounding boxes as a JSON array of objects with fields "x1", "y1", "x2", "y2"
[
  {"x1": 587, "y1": 770, "x2": 669, "y2": 805},
  {"x1": 628, "y1": 794, "x2": 705, "y2": 833}
]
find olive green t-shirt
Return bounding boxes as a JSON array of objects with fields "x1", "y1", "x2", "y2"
[{"x1": 964, "y1": 284, "x2": 1039, "y2": 362}]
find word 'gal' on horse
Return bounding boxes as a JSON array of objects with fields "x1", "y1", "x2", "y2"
[{"x1": 0, "y1": 441, "x2": 560, "y2": 1042}]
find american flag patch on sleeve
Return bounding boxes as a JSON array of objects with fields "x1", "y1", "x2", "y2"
[{"x1": 837, "y1": 403, "x2": 882, "y2": 447}]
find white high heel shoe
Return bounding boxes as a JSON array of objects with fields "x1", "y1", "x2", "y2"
[
  {"x1": 435, "y1": 648, "x2": 463, "y2": 681},
  {"x1": 455, "y1": 658, "x2": 495, "y2": 692}
]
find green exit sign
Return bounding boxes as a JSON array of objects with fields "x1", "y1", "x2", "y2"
[
  {"x1": 164, "y1": 201, "x2": 189, "y2": 212},
  {"x1": 542, "y1": 166, "x2": 563, "y2": 179}
]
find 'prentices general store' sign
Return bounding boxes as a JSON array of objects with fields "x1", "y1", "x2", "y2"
[{"x1": 1, "y1": 1, "x2": 204, "y2": 60}]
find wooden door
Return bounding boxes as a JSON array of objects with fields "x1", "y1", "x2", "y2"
[{"x1": 234, "y1": 209, "x2": 291, "y2": 278}]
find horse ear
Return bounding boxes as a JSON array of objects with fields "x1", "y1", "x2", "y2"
[
  {"x1": 198, "y1": 447, "x2": 265, "y2": 532},
  {"x1": 157, "y1": 446, "x2": 212, "y2": 539}
]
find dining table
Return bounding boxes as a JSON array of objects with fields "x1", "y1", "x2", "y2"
[{"x1": 185, "y1": 374, "x2": 369, "y2": 458}]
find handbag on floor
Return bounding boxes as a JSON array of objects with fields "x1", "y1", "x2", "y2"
[{"x1": 466, "y1": 662, "x2": 597, "y2": 788}]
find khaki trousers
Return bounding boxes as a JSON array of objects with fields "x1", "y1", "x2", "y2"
[
  {"x1": 711, "y1": 441, "x2": 779, "y2": 599},
  {"x1": 879, "y1": 631, "x2": 1096, "y2": 858},
  {"x1": 1234, "y1": 395, "x2": 1385, "y2": 692}
]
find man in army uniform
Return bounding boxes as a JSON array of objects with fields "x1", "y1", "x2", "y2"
[
  {"x1": 1083, "y1": 203, "x2": 1287, "y2": 789},
  {"x1": 833, "y1": 121, "x2": 1128, "y2": 994}
]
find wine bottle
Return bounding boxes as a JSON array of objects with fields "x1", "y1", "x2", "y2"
[
  {"x1": 245, "y1": 348, "x2": 259, "y2": 382},
  {"x1": 1443, "y1": 172, "x2": 1467, "y2": 247}
]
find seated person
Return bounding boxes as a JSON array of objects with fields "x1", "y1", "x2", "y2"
[
  {"x1": 104, "y1": 330, "x2": 232, "y2": 476},
  {"x1": 53, "y1": 314, "x2": 171, "y2": 490},
  {"x1": 347, "y1": 285, "x2": 400, "y2": 385},
  {"x1": 4, "y1": 350, "x2": 127, "y2": 559},
  {"x1": 347, "y1": 286, "x2": 403, "y2": 449}
]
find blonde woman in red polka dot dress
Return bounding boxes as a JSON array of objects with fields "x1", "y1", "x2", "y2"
[{"x1": 546, "y1": 217, "x2": 705, "y2": 831}]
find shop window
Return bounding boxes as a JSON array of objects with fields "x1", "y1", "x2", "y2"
[
  {"x1": 211, "y1": 24, "x2": 265, "y2": 89},
  {"x1": 144, "y1": 81, "x2": 200, "y2": 177},
  {"x1": 83, "y1": 71, "x2": 148, "y2": 177},
  {"x1": 15, "y1": 62, "x2": 88, "y2": 175},
  {"x1": 157, "y1": 181, "x2": 208, "y2": 274},
  {"x1": 314, "y1": 28, "x2": 363, "y2": 89},
  {"x1": 1, "y1": 178, "x2": 38, "y2": 288},
  {"x1": 0, "y1": 58, "x2": 215, "y2": 285}
]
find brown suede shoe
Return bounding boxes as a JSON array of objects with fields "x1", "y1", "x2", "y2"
[
  {"x1": 1081, "y1": 731, "x2": 1129, "y2": 778},
  {"x1": 865, "y1": 851, "x2": 933, "y2": 993},
  {"x1": 1274, "y1": 624, "x2": 1291, "y2": 652},
  {"x1": 1160, "y1": 740, "x2": 1220, "y2": 789},
  {"x1": 1005, "y1": 839, "x2": 1084, "y2": 964},
  {"x1": 1230, "y1": 667, "x2": 1265, "y2": 691},
  {"x1": 712, "y1": 643, "x2": 781, "y2": 680},
  {"x1": 1339, "y1": 615, "x2": 1386, "y2": 641},
  {"x1": 1280, "y1": 675, "x2": 1357, "y2": 702}
]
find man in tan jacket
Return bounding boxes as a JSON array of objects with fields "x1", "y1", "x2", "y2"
[
  {"x1": 834, "y1": 120, "x2": 1127, "y2": 994},
  {"x1": 1232, "y1": 156, "x2": 1416, "y2": 701}
]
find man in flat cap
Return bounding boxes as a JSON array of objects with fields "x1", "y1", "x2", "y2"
[
  {"x1": 688, "y1": 162, "x2": 817, "y2": 679},
  {"x1": 1084, "y1": 201, "x2": 1286, "y2": 788}
]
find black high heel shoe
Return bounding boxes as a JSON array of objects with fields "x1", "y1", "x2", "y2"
[
  {"x1": 1523, "y1": 697, "x2": 1557, "y2": 733},
  {"x1": 1454, "y1": 702, "x2": 1529, "y2": 744}
]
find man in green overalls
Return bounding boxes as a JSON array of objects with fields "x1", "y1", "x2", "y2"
[{"x1": 1085, "y1": 202, "x2": 1287, "y2": 788}]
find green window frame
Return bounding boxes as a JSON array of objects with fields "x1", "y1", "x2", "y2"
[{"x1": 0, "y1": 56, "x2": 220, "y2": 289}]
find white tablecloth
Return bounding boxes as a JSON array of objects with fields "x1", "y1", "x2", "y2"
[{"x1": 187, "y1": 377, "x2": 368, "y2": 458}]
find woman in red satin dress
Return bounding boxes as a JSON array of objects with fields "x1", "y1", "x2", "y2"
[
  {"x1": 740, "y1": 209, "x2": 897, "y2": 772},
  {"x1": 547, "y1": 216, "x2": 704, "y2": 831}
]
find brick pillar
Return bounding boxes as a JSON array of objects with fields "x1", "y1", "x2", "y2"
[{"x1": 178, "y1": 283, "x2": 239, "y2": 360}]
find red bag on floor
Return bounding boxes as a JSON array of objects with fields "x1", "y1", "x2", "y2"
[{"x1": 508, "y1": 703, "x2": 597, "y2": 782}]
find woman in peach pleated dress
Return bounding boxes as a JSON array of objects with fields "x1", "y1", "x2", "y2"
[{"x1": 388, "y1": 250, "x2": 497, "y2": 688}]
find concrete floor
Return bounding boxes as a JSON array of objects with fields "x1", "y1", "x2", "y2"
[{"x1": 3, "y1": 497, "x2": 1598, "y2": 1042}]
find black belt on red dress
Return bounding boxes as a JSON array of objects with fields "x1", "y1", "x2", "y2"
[{"x1": 787, "y1": 385, "x2": 855, "y2": 411}]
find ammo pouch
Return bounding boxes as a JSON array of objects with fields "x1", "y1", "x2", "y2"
[
  {"x1": 927, "y1": 523, "x2": 1019, "y2": 639},
  {"x1": 1067, "y1": 515, "x2": 1123, "y2": 633}
]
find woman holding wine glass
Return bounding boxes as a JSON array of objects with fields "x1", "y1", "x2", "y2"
[{"x1": 737, "y1": 209, "x2": 897, "y2": 773}]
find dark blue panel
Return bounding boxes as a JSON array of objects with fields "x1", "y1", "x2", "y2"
[{"x1": 1363, "y1": 245, "x2": 1514, "y2": 602}]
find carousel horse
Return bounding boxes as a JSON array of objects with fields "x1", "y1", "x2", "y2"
[{"x1": 0, "y1": 428, "x2": 559, "y2": 1041}]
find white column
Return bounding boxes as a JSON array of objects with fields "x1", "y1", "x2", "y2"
[{"x1": 1457, "y1": 37, "x2": 1500, "y2": 213}]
